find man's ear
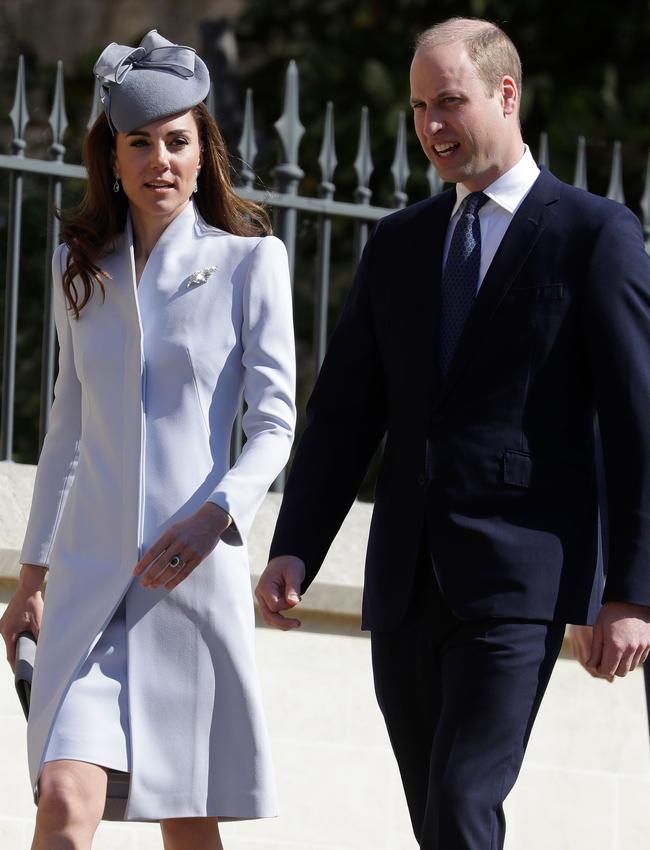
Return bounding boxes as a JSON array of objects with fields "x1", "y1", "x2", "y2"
[{"x1": 501, "y1": 75, "x2": 518, "y2": 116}]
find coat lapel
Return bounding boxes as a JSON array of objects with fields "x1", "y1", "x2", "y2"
[{"x1": 436, "y1": 168, "x2": 561, "y2": 404}]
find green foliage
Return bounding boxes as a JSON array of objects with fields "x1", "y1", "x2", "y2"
[
  {"x1": 236, "y1": 0, "x2": 650, "y2": 497},
  {"x1": 1, "y1": 1, "x2": 649, "y2": 472},
  {"x1": 237, "y1": 0, "x2": 650, "y2": 199}
]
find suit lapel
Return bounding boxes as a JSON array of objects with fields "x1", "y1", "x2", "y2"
[
  {"x1": 437, "y1": 168, "x2": 561, "y2": 404},
  {"x1": 405, "y1": 190, "x2": 456, "y2": 410}
]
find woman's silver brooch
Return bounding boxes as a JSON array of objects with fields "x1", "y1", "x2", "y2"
[{"x1": 187, "y1": 266, "x2": 218, "y2": 288}]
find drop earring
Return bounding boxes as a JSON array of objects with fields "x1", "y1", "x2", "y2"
[{"x1": 113, "y1": 176, "x2": 120, "y2": 193}]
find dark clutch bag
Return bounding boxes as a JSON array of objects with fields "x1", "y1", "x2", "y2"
[
  {"x1": 14, "y1": 630, "x2": 37, "y2": 719},
  {"x1": 13, "y1": 629, "x2": 128, "y2": 820}
]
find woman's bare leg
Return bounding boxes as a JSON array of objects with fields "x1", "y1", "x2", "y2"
[
  {"x1": 31, "y1": 760, "x2": 107, "y2": 850},
  {"x1": 161, "y1": 817, "x2": 224, "y2": 850}
]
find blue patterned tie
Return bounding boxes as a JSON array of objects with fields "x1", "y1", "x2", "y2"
[{"x1": 438, "y1": 191, "x2": 489, "y2": 376}]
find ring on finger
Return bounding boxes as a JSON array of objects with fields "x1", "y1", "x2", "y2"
[{"x1": 167, "y1": 555, "x2": 183, "y2": 570}]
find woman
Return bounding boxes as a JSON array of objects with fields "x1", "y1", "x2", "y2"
[{"x1": 0, "y1": 30, "x2": 295, "y2": 850}]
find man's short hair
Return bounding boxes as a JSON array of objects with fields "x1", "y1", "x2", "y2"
[{"x1": 415, "y1": 17, "x2": 522, "y2": 97}]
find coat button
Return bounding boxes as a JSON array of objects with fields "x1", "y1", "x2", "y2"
[
  {"x1": 417, "y1": 473, "x2": 426, "y2": 486},
  {"x1": 431, "y1": 412, "x2": 443, "y2": 426}
]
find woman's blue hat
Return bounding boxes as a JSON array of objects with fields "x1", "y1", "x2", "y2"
[{"x1": 93, "y1": 30, "x2": 211, "y2": 134}]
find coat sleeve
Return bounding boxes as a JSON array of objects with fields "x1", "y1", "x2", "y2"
[
  {"x1": 20, "y1": 244, "x2": 82, "y2": 568},
  {"x1": 206, "y1": 235, "x2": 296, "y2": 544},
  {"x1": 582, "y1": 204, "x2": 650, "y2": 606},
  {"x1": 268, "y1": 224, "x2": 389, "y2": 590}
]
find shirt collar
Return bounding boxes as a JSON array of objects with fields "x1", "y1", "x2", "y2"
[{"x1": 450, "y1": 145, "x2": 541, "y2": 218}]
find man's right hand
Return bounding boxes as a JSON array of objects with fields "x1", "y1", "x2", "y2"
[{"x1": 255, "y1": 555, "x2": 306, "y2": 630}]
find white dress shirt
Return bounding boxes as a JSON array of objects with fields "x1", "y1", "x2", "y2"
[{"x1": 443, "y1": 146, "x2": 541, "y2": 289}]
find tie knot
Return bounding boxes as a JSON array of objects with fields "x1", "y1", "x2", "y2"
[{"x1": 463, "y1": 191, "x2": 489, "y2": 216}]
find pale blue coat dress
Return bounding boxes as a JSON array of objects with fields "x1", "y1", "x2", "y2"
[{"x1": 19, "y1": 201, "x2": 296, "y2": 821}]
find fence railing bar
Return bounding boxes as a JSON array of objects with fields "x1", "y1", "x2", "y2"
[
  {"x1": 1, "y1": 174, "x2": 23, "y2": 460},
  {"x1": 0, "y1": 155, "x2": 86, "y2": 179},
  {"x1": 272, "y1": 60, "x2": 306, "y2": 490},
  {"x1": 0, "y1": 161, "x2": 392, "y2": 219},
  {"x1": 230, "y1": 405, "x2": 244, "y2": 468},
  {"x1": 239, "y1": 187, "x2": 391, "y2": 220},
  {"x1": 273, "y1": 60, "x2": 305, "y2": 283},
  {"x1": 40, "y1": 181, "x2": 59, "y2": 450},
  {"x1": 353, "y1": 106, "x2": 373, "y2": 264},
  {"x1": 314, "y1": 101, "x2": 337, "y2": 377},
  {"x1": 1, "y1": 56, "x2": 30, "y2": 460},
  {"x1": 231, "y1": 89, "x2": 259, "y2": 462},
  {"x1": 40, "y1": 62, "x2": 68, "y2": 448}
]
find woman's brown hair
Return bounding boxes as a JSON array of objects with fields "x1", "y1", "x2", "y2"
[{"x1": 60, "y1": 101, "x2": 271, "y2": 318}]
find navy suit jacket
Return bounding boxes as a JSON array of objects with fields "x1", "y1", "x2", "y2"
[{"x1": 270, "y1": 168, "x2": 650, "y2": 631}]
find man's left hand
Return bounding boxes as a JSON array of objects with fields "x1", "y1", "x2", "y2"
[{"x1": 588, "y1": 601, "x2": 650, "y2": 678}]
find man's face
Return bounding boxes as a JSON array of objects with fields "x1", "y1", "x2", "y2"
[{"x1": 409, "y1": 41, "x2": 519, "y2": 191}]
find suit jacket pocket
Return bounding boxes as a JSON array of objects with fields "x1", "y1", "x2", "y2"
[
  {"x1": 502, "y1": 449, "x2": 532, "y2": 488},
  {"x1": 506, "y1": 283, "x2": 565, "y2": 302}
]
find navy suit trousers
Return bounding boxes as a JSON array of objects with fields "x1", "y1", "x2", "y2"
[{"x1": 371, "y1": 552, "x2": 565, "y2": 850}]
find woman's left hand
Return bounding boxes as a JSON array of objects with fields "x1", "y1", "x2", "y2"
[{"x1": 134, "y1": 502, "x2": 233, "y2": 590}]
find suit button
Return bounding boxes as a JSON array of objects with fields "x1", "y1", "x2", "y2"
[
  {"x1": 417, "y1": 473, "x2": 426, "y2": 486},
  {"x1": 431, "y1": 412, "x2": 443, "y2": 426}
]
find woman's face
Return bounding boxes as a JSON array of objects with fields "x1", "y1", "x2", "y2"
[{"x1": 113, "y1": 109, "x2": 202, "y2": 228}]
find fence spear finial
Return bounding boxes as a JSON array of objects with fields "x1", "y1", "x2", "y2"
[
  {"x1": 48, "y1": 61, "x2": 68, "y2": 158},
  {"x1": 573, "y1": 135, "x2": 588, "y2": 190},
  {"x1": 606, "y1": 140, "x2": 625, "y2": 204},
  {"x1": 537, "y1": 131, "x2": 549, "y2": 169},
  {"x1": 318, "y1": 101, "x2": 337, "y2": 199},
  {"x1": 237, "y1": 88, "x2": 258, "y2": 189},
  {"x1": 207, "y1": 84, "x2": 217, "y2": 121},
  {"x1": 640, "y1": 147, "x2": 650, "y2": 252},
  {"x1": 274, "y1": 60, "x2": 305, "y2": 169},
  {"x1": 87, "y1": 78, "x2": 102, "y2": 130},
  {"x1": 427, "y1": 163, "x2": 443, "y2": 196},
  {"x1": 354, "y1": 106, "x2": 374, "y2": 205},
  {"x1": 391, "y1": 111, "x2": 410, "y2": 209},
  {"x1": 9, "y1": 55, "x2": 29, "y2": 154}
]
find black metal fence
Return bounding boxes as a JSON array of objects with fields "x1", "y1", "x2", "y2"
[{"x1": 1, "y1": 56, "x2": 650, "y2": 466}]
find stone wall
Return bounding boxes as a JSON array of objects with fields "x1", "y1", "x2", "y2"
[{"x1": 1, "y1": 460, "x2": 649, "y2": 849}]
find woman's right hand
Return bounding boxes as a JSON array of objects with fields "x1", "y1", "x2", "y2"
[{"x1": 0, "y1": 564, "x2": 46, "y2": 671}]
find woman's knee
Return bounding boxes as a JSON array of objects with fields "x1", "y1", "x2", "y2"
[{"x1": 37, "y1": 762, "x2": 106, "y2": 832}]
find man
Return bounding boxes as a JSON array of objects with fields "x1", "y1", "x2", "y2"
[{"x1": 256, "y1": 17, "x2": 650, "y2": 850}]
